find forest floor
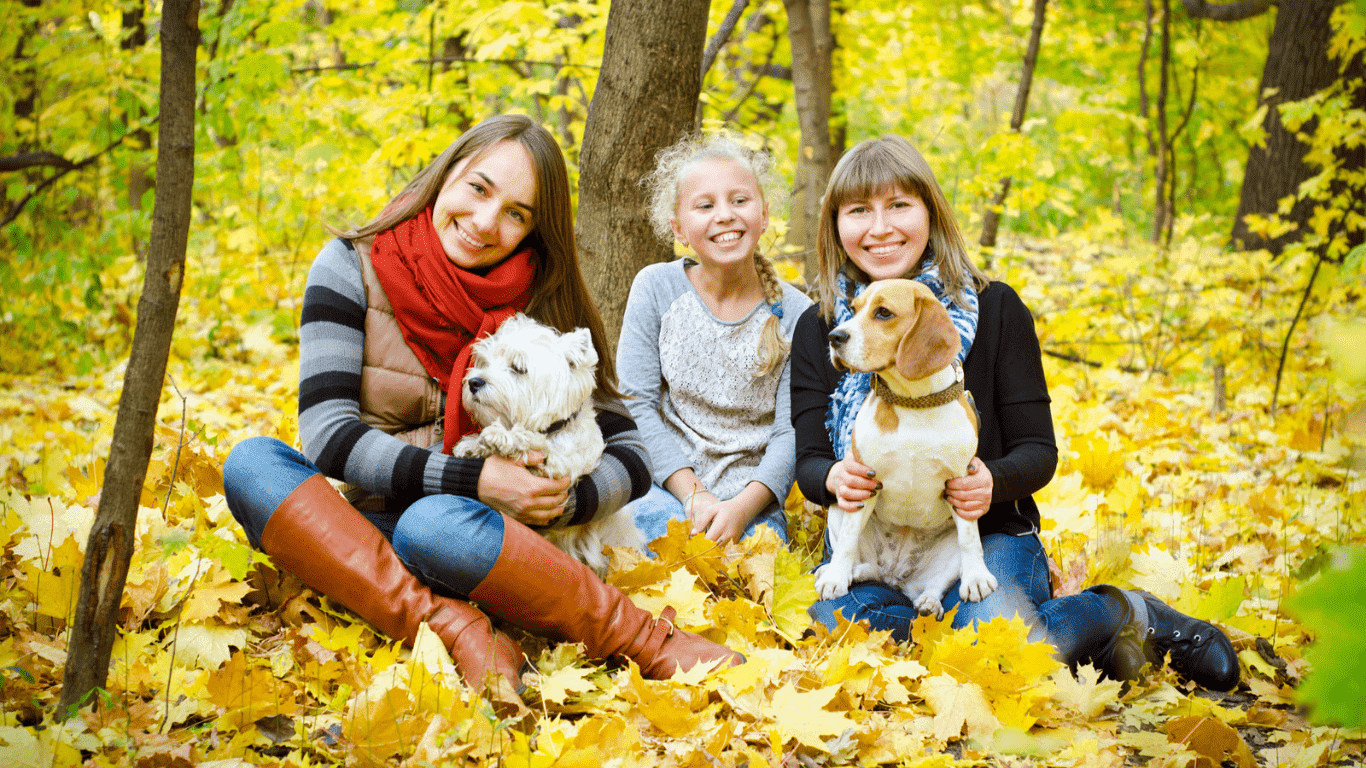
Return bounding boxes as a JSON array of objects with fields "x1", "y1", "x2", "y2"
[{"x1": 0, "y1": 230, "x2": 1362, "y2": 766}]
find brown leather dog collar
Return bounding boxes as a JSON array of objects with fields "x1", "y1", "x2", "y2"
[{"x1": 872, "y1": 362, "x2": 965, "y2": 409}]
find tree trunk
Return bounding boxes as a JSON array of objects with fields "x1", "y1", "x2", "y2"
[
  {"x1": 1145, "y1": 0, "x2": 1173, "y2": 244},
  {"x1": 980, "y1": 0, "x2": 1049, "y2": 252},
  {"x1": 58, "y1": 0, "x2": 198, "y2": 716},
  {"x1": 578, "y1": 0, "x2": 710, "y2": 347},
  {"x1": 1229, "y1": 1, "x2": 1341, "y2": 253},
  {"x1": 783, "y1": 0, "x2": 834, "y2": 285}
]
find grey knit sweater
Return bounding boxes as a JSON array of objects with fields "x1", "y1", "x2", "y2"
[{"x1": 615, "y1": 258, "x2": 812, "y2": 504}]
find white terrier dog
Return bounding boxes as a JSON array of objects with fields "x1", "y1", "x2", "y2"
[{"x1": 454, "y1": 313, "x2": 645, "y2": 575}]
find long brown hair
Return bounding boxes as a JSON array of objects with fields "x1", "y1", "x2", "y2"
[
  {"x1": 336, "y1": 114, "x2": 619, "y2": 397},
  {"x1": 814, "y1": 135, "x2": 988, "y2": 322}
]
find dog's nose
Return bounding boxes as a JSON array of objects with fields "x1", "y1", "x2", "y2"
[
  {"x1": 467, "y1": 377, "x2": 485, "y2": 396},
  {"x1": 828, "y1": 329, "x2": 849, "y2": 348}
]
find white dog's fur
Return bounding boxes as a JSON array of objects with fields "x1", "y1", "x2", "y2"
[
  {"x1": 454, "y1": 313, "x2": 646, "y2": 576},
  {"x1": 814, "y1": 279, "x2": 997, "y2": 618}
]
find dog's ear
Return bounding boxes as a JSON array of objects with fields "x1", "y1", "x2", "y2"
[
  {"x1": 564, "y1": 327, "x2": 599, "y2": 369},
  {"x1": 895, "y1": 293, "x2": 960, "y2": 380}
]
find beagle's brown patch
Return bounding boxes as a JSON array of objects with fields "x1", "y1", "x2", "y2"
[{"x1": 874, "y1": 396, "x2": 900, "y2": 433}]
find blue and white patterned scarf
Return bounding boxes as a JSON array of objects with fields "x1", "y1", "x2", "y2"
[{"x1": 824, "y1": 252, "x2": 980, "y2": 460}]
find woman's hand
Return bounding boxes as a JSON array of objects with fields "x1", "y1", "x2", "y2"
[
  {"x1": 945, "y1": 457, "x2": 993, "y2": 521},
  {"x1": 826, "y1": 456, "x2": 880, "y2": 512},
  {"x1": 477, "y1": 454, "x2": 573, "y2": 527}
]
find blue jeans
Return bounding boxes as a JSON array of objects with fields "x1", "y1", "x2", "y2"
[
  {"x1": 223, "y1": 436, "x2": 508, "y2": 597},
  {"x1": 807, "y1": 531, "x2": 1128, "y2": 666},
  {"x1": 628, "y1": 483, "x2": 789, "y2": 553}
]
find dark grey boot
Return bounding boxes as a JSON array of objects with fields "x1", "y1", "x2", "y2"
[{"x1": 1098, "y1": 586, "x2": 1240, "y2": 691}]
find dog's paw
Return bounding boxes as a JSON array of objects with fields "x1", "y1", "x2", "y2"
[
  {"x1": 451, "y1": 435, "x2": 483, "y2": 459},
  {"x1": 481, "y1": 425, "x2": 536, "y2": 456},
  {"x1": 814, "y1": 562, "x2": 854, "y2": 600},
  {"x1": 959, "y1": 565, "x2": 998, "y2": 603},
  {"x1": 913, "y1": 593, "x2": 945, "y2": 620}
]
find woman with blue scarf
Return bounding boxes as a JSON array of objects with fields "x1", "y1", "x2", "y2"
[{"x1": 789, "y1": 135, "x2": 1238, "y2": 691}]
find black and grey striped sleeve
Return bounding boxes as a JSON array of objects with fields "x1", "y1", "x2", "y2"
[
  {"x1": 553, "y1": 395, "x2": 653, "y2": 527},
  {"x1": 296, "y1": 238, "x2": 483, "y2": 501}
]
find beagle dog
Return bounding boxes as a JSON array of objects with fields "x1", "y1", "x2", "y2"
[{"x1": 815, "y1": 279, "x2": 997, "y2": 618}]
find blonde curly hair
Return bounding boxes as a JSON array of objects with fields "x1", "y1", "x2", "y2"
[{"x1": 642, "y1": 132, "x2": 790, "y2": 377}]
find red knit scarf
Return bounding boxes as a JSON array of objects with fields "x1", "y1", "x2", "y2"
[{"x1": 370, "y1": 206, "x2": 536, "y2": 453}]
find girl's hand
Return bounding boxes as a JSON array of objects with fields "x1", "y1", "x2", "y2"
[
  {"x1": 477, "y1": 454, "x2": 573, "y2": 527},
  {"x1": 690, "y1": 495, "x2": 753, "y2": 544},
  {"x1": 826, "y1": 456, "x2": 880, "y2": 512},
  {"x1": 945, "y1": 457, "x2": 993, "y2": 521}
]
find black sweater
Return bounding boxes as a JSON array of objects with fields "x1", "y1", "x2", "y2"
[{"x1": 790, "y1": 281, "x2": 1057, "y2": 537}]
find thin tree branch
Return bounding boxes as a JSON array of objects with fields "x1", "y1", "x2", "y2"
[
  {"x1": 290, "y1": 56, "x2": 601, "y2": 74},
  {"x1": 0, "y1": 152, "x2": 77, "y2": 173},
  {"x1": 702, "y1": 0, "x2": 749, "y2": 76},
  {"x1": 1271, "y1": 253, "x2": 1324, "y2": 417},
  {"x1": 722, "y1": 28, "x2": 781, "y2": 123},
  {"x1": 1044, "y1": 348, "x2": 1150, "y2": 374},
  {"x1": 0, "y1": 122, "x2": 157, "y2": 229}
]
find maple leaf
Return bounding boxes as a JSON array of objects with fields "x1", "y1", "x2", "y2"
[
  {"x1": 1127, "y1": 544, "x2": 1187, "y2": 600},
  {"x1": 538, "y1": 665, "x2": 595, "y2": 704},
  {"x1": 1072, "y1": 433, "x2": 1126, "y2": 489},
  {"x1": 18, "y1": 533, "x2": 83, "y2": 620},
  {"x1": 766, "y1": 683, "x2": 858, "y2": 751},
  {"x1": 1050, "y1": 663, "x2": 1123, "y2": 719},
  {"x1": 204, "y1": 649, "x2": 297, "y2": 729},
  {"x1": 1163, "y1": 716, "x2": 1257, "y2": 768},
  {"x1": 0, "y1": 725, "x2": 46, "y2": 768},
  {"x1": 737, "y1": 542, "x2": 776, "y2": 604},
  {"x1": 178, "y1": 573, "x2": 253, "y2": 622},
  {"x1": 626, "y1": 568, "x2": 709, "y2": 626},
  {"x1": 171, "y1": 624, "x2": 247, "y2": 669},
  {"x1": 650, "y1": 518, "x2": 726, "y2": 584},
  {"x1": 919, "y1": 673, "x2": 1000, "y2": 741},
  {"x1": 770, "y1": 547, "x2": 818, "y2": 642}
]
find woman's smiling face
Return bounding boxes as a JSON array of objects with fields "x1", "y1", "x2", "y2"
[
  {"x1": 431, "y1": 140, "x2": 538, "y2": 269},
  {"x1": 836, "y1": 186, "x2": 930, "y2": 281}
]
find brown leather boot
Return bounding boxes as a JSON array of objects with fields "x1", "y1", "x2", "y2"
[
  {"x1": 467, "y1": 515, "x2": 744, "y2": 679},
  {"x1": 261, "y1": 474, "x2": 527, "y2": 701}
]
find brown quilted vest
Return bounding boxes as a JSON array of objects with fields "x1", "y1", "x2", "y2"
[{"x1": 345, "y1": 240, "x2": 447, "y2": 509}]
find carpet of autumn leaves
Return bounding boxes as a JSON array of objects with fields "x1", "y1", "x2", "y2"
[{"x1": 0, "y1": 230, "x2": 1363, "y2": 767}]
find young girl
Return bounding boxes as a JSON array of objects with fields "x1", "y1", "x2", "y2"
[
  {"x1": 617, "y1": 133, "x2": 813, "y2": 546},
  {"x1": 222, "y1": 115, "x2": 742, "y2": 707},
  {"x1": 791, "y1": 135, "x2": 1239, "y2": 691}
]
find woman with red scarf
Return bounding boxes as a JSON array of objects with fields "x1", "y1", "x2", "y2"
[{"x1": 223, "y1": 115, "x2": 741, "y2": 707}]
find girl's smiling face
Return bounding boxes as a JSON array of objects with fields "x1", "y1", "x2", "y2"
[
  {"x1": 836, "y1": 186, "x2": 930, "y2": 281},
  {"x1": 671, "y1": 157, "x2": 768, "y2": 269},
  {"x1": 431, "y1": 140, "x2": 538, "y2": 269}
]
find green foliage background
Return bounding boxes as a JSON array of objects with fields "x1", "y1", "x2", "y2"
[{"x1": 1, "y1": 0, "x2": 1286, "y2": 374}]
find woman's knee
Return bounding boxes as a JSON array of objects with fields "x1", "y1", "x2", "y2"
[
  {"x1": 949, "y1": 533, "x2": 1050, "y2": 631},
  {"x1": 391, "y1": 495, "x2": 505, "y2": 593},
  {"x1": 810, "y1": 583, "x2": 916, "y2": 640},
  {"x1": 224, "y1": 437, "x2": 315, "y2": 549}
]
